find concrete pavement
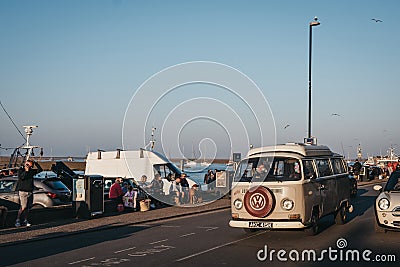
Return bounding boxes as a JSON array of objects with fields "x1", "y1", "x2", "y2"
[{"x1": 0, "y1": 198, "x2": 231, "y2": 247}]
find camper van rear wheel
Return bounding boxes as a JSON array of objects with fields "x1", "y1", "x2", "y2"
[{"x1": 335, "y1": 205, "x2": 347, "y2": 225}]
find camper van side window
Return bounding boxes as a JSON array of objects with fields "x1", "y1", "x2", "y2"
[
  {"x1": 331, "y1": 158, "x2": 345, "y2": 174},
  {"x1": 342, "y1": 159, "x2": 348, "y2": 172},
  {"x1": 302, "y1": 160, "x2": 316, "y2": 179},
  {"x1": 315, "y1": 159, "x2": 333, "y2": 177}
]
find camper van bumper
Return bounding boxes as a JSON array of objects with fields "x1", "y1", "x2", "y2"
[{"x1": 229, "y1": 220, "x2": 306, "y2": 229}]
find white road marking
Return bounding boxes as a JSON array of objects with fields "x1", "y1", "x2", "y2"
[
  {"x1": 175, "y1": 231, "x2": 266, "y2": 262},
  {"x1": 179, "y1": 232, "x2": 196, "y2": 238},
  {"x1": 197, "y1": 226, "x2": 219, "y2": 231},
  {"x1": 114, "y1": 247, "x2": 136, "y2": 254},
  {"x1": 128, "y1": 245, "x2": 175, "y2": 257},
  {"x1": 68, "y1": 257, "x2": 95, "y2": 265},
  {"x1": 149, "y1": 239, "x2": 168, "y2": 244},
  {"x1": 206, "y1": 227, "x2": 219, "y2": 231},
  {"x1": 161, "y1": 225, "x2": 181, "y2": 228}
]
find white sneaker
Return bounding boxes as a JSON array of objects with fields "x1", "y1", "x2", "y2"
[
  {"x1": 24, "y1": 220, "x2": 31, "y2": 227},
  {"x1": 15, "y1": 220, "x2": 21, "y2": 227}
]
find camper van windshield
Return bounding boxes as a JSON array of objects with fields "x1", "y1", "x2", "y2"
[
  {"x1": 234, "y1": 156, "x2": 302, "y2": 182},
  {"x1": 153, "y1": 163, "x2": 181, "y2": 181}
]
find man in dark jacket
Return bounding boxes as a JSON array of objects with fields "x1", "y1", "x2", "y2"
[
  {"x1": 352, "y1": 159, "x2": 362, "y2": 181},
  {"x1": 178, "y1": 173, "x2": 190, "y2": 204},
  {"x1": 15, "y1": 159, "x2": 42, "y2": 227}
]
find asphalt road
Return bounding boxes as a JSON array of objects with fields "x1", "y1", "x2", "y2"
[{"x1": 2, "y1": 183, "x2": 399, "y2": 267}]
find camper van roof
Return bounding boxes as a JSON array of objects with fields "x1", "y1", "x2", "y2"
[{"x1": 247, "y1": 143, "x2": 334, "y2": 158}]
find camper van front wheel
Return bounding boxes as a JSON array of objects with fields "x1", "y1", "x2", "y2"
[
  {"x1": 335, "y1": 205, "x2": 347, "y2": 225},
  {"x1": 305, "y1": 213, "x2": 319, "y2": 236}
]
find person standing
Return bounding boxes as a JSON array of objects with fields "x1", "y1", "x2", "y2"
[
  {"x1": 147, "y1": 174, "x2": 164, "y2": 207},
  {"x1": 353, "y1": 159, "x2": 362, "y2": 181},
  {"x1": 204, "y1": 170, "x2": 211, "y2": 191},
  {"x1": 109, "y1": 177, "x2": 123, "y2": 211},
  {"x1": 179, "y1": 173, "x2": 190, "y2": 203},
  {"x1": 169, "y1": 177, "x2": 182, "y2": 205},
  {"x1": 15, "y1": 159, "x2": 43, "y2": 227},
  {"x1": 208, "y1": 170, "x2": 216, "y2": 190}
]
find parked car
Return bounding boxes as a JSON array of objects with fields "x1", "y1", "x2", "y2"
[
  {"x1": 103, "y1": 177, "x2": 162, "y2": 207},
  {"x1": 373, "y1": 170, "x2": 400, "y2": 233},
  {"x1": 0, "y1": 176, "x2": 71, "y2": 210},
  {"x1": 103, "y1": 178, "x2": 142, "y2": 200}
]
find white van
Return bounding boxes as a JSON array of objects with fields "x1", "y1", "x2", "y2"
[
  {"x1": 229, "y1": 143, "x2": 353, "y2": 235},
  {"x1": 85, "y1": 149, "x2": 195, "y2": 199}
]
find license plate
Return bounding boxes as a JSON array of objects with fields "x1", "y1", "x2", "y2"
[{"x1": 248, "y1": 222, "x2": 273, "y2": 228}]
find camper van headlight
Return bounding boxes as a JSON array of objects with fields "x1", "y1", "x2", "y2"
[
  {"x1": 234, "y1": 199, "x2": 243, "y2": 210},
  {"x1": 378, "y1": 198, "x2": 390, "y2": 210},
  {"x1": 281, "y1": 199, "x2": 294, "y2": 211}
]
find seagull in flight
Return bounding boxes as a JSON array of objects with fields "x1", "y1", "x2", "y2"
[
  {"x1": 371, "y1": 18, "x2": 383, "y2": 23},
  {"x1": 284, "y1": 124, "x2": 290, "y2": 129},
  {"x1": 331, "y1": 113, "x2": 341, "y2": 117}
]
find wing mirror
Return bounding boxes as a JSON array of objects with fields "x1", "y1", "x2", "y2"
[{"x1": 305, "y1": 174, "x2": 314, "y2": 180}]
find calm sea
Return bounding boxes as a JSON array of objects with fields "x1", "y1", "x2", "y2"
[{"x1": 174, "y1": 163, "x2": 230, "y2": 186}]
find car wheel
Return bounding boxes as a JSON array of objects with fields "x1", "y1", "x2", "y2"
[
  {"x1": 374, "y1": 218, "x2": 386, "y2": 233},
  {"x1": 305, "y1": 213, "x2": 319, "y2": 236},
  {"x1": 335, "y1": 205, "x2": 347, "y2": 225}
]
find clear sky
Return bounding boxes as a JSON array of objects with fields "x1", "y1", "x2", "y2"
[{"x1": 1, "y1": 0, "x2": 399, "y2": 160}]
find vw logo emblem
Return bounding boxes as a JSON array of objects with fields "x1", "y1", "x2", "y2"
[
  {"x1": 250, "y1": 193, "x2": 266, "y2": 210},
  {"x1": 244, "y1": 186, "x2": 275, "y2": 218}
]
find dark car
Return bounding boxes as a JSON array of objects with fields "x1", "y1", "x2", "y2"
[
  {"x1": 103, "y1": 178, "x2": 141, "y2": 200},
  {"x1": 0, "y1": 176, "x2": 71, "y2": 210},
  {"x1": 103, "y1": 178, "x2": 155, "y2": 206}
]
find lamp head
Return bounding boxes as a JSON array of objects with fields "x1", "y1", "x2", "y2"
[{"x1": 310, "y1": 17, "x2": 320, "y2": 26}]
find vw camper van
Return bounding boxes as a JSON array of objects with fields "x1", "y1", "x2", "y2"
[{"x1": 229, "y1": 143, "x2": 353, "y2": 235}]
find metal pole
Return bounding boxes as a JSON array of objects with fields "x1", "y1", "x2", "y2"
[
  {"x1": 308, "y1": 24, "x2": 312, "y2": 139},
  {"x1": 307, "y1": 18, "x2": 320, "y2": 140}
]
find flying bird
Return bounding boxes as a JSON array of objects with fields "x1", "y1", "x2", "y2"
[
  {"x1": 331, "y1": 113, "x2": 341, "y2": 117},
  {"x1": 371, "y1": 18, "x2": 383, "y2": 23},
  {"x1": 284, "y1": 124, "x2": 290, "y2": 129}
]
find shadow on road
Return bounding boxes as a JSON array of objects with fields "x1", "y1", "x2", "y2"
[
  {"x1": 347, "y1": 188, "x2": 377, "y2": 222},
  {"x1": 0, "y1": 224, "x2": 155, "y2": 266}
]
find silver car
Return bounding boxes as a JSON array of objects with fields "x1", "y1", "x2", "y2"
[
  {"x1": 0, "y1": 176, "x2": 71, "y2": 210},
  {"x1": 374, "y1": 170, "x2": 400, "y2": 232}
]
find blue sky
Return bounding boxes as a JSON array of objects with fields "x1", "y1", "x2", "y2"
[{"x1": 1, "y1": 0, "x2": 399, "y2": 160}]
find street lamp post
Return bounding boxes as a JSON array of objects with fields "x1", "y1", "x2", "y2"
[{"x1": 308, "y1": 17, "x2": 320, "y2": 140}]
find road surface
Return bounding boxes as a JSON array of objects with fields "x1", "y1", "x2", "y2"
[{"x1": 1, "y1": 183, "x2": 399, "y2": 267}]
